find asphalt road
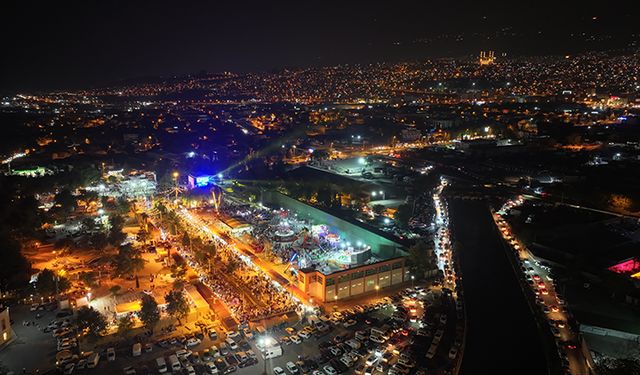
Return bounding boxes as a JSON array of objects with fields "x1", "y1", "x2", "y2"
[{"x1": 449, "y1": 199, "x2": 548, "y2": 375}]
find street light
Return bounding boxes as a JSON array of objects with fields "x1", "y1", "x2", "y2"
[
  {"x1": 260, "y1": 335, "x2": 273, "y2": 375},
  {"x1": 411, "y1": 275, "x2": 415, "y2": 288},
  {"x1": 375, "y1": 285, "x2": 380, "y2": 299}
]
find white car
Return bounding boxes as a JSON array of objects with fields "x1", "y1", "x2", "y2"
[
  {"x1": 298, "y1": 331, "x2": 310, "y2": 339},
  {"x1": 210, "y1": 345, "x2": 221, "y2": 357},
  {"x1": 227, "y1": 330, "x2": 241, "y2": 339},
  {"x1": 185, "y1": 364, "x2": 196, "y2": 375},
  {"x1": 340, "y1": 355, "x2": 354, "y2": 367},
  {"x1": 274, "y1": 367, "x2": 286, "y2": 375},
  {"x1": 345, "y1": 339, "x2": 361, "y2": 350},
  {"x1": 243, "y1": 328, "x2": 254, "y2": 340},
  {"x1": 186, "y1": 337, "x2": 201, "y2": 347},
  {"x1": 107, "y1": 347, "x2": 116, "y2": 361},
  {"x1": 448, "y1": 347, "x2": 458, "y2": 359},
  {"x1": 343, "y1": 319, "x2": 357, "y2": 328},
  {"x1": 290, "y1": 335, "x2": 302, "y2": 344},
  {"x1": 225, "y1": 338, "x2": 238, "y2": 350},
  {"x1": 286, "y1": 361, "x2": 300, "y2": 374},
  {"x1": 370, "y1": 335, "x2": 385, "y2": 344},
  {"x1": 206, "y1": 361, "x2": 219, "y2": 374},
  {"x1": 323, "y1": 365, "x2": 337, "y2": 375},
  {"x1": 434, "y1": 329, "x2": 444, "y2": 341},
  {"x1": 176, "y1": 349, "x2": 192, "y2": 359}
]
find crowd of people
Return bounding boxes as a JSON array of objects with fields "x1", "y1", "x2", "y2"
[{"x1": 176, "y1": 209, "x2": 300, "y2": 323}]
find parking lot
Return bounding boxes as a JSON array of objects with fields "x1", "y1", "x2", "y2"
[
  {"x1": 0, "y1": 304, "x2": 59, "y2": 374},
  {"x1": 25, "y1": 284, "x2": 462, "y2": 375}
]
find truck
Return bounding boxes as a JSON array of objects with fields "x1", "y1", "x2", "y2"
[
  {"x1": 132, "y1": 343, "x2": 142, "y2": 357},
  {"x1": 86, "y1": 352, "x2": 100, "y2": 368},
  {"x1": 168, "y1": 354, "x2": 181, "y2": 371},
  {"x1": 262, "y1": 346, "x2": 283, "y2": 359},
  {"x1": 156, "y1": 357, "x2": 168, "y2": 373},
  {"x1": 370, "y1": 325, "x2": 390, "y2": 340}
]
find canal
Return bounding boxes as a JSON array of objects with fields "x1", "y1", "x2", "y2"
[{"x1": 450, "y1": 198, "x2": 548, "y2": 374}]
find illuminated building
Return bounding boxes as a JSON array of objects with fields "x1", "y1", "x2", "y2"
[
  {"x1": 479, "y1": 51, "x2": 495, "y2": 66},
  {"x1": 118, "y1": 173, "x2": 157, "y2": 198},
  {"x1": 262, "y1": 191, "x2": 409, "y2": 302},
  {"x1": 0, "y1": 306, "x2": 15, "y2": 347}
]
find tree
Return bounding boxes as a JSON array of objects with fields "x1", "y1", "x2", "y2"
[
  {"x1": 311, "y1": 149, "x2": 329, "y2": 161},
  {"x1": 12, "y1": 195, "x2": 43, "y2": 235},
  {"x1": 77, "y1": 306, "x2": 107, "y2": 336},
  {"x1": 372, "y1": 204, "x2": 386, "y2": 216},
  {"x1": 117, "y1": 314, "x2": 135, "y2": 339},
  {"x1": 115, "y1": 197, "x2": 131, "y2": 215},
  {"x1": 609, "y1": 194, "x2": 632, "y2": 212},
  {"x1": 165, "y1": 289, "x2": 190, "y2": 325},
  {"x1": 226, "y1": 258, "x2": 240, "y2": 274},
  {"x1": 169, "y1": 263, "x2": 187, "y2": 280},
  {"x1": 82, "y1": 217, "x2": 96, "y2": 232},
  {"x1": 108, "y1": 215, "x2": 127, "y2": 246},
  {"x1": 88, "y1": 232, "x2": 109, "y2": 250},
  {"x1": 137, "y1": 228, "x2": 150, "y2": 244},
  {"x1": 0, "y1": 235, "x2": 30, "y2": 291},
  {"x1": 195, "y1": 242, "x2": 217, "y2": 272},
  {"x1": 79, "y1": 271, "x2": 98, "y2": 288},
  {"x1": 110, "y1": 285, "x2": 121, "y2": 296},
  {"x1": 139, "y1": 294, "x2": 160, "y2": 331},
  {"x1": 113, "y1": 245, "x2": 146, "y2": 279},
  {"x1": 181, "y1": 232, "x2": 191, "y2": 249},
  {"x1": 73, "y1": 165, "x2": 101, "y2": 187},
  {"x1": 407, "y1": 241, "x2": 437, "y2": 279},
  {"x1": 317, "y1": 185, "x2": 333, "y2": 207},
  {"x1": 54, "y1": 189, "x2": 76, "y2": 213},
  {"x1": 36, "y1": 269, "x2": 70, "y2": 296},
  {"x1": 394, "y1": 203, "x2": 413, "y2": 227}
]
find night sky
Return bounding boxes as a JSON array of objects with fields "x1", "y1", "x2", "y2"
[{"x1": 1, "y1": 1, "x2": 636, "y2": 92}]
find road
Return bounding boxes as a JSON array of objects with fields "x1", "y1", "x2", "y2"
[
  {"x1": 494, "y1": 199, "x2": 593, "y2": 375},
  {"x1": 449, "y1": 198, "x2": 549, "y2": 375}
]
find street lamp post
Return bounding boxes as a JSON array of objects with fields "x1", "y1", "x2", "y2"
[
  {"x1": 260, "y1": 335, "x2": 272, "y2": 375},
  {"x1": 375, "y1": 285, "x2": 380, "y2": 299},
  {"x1": 411, "y1": 275, "x2": 415, "y2": 289},
  {"x1": 172, "y1": 172, "x2": 180, "y2": 202}
]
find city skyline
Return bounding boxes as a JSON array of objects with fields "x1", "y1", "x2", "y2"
[{"x1": 1, "y1": 0, "x2": 637, "y2": 92}]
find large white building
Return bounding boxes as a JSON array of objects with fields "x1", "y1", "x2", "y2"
[{"x1": 0, "y1": 305, "x2": 15, "y2": 348}]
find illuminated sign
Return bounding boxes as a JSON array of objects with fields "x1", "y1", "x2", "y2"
[
  {"x1": 195, "y1": 176, "x2": 213, "y2": 187},
  {"x1": 608, "y1": 258, "x2": 640, "y2": 275}
]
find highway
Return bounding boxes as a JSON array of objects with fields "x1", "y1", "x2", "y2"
[{"x1": 449, "y1": 198, "x2": 549, "y2": 375}]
